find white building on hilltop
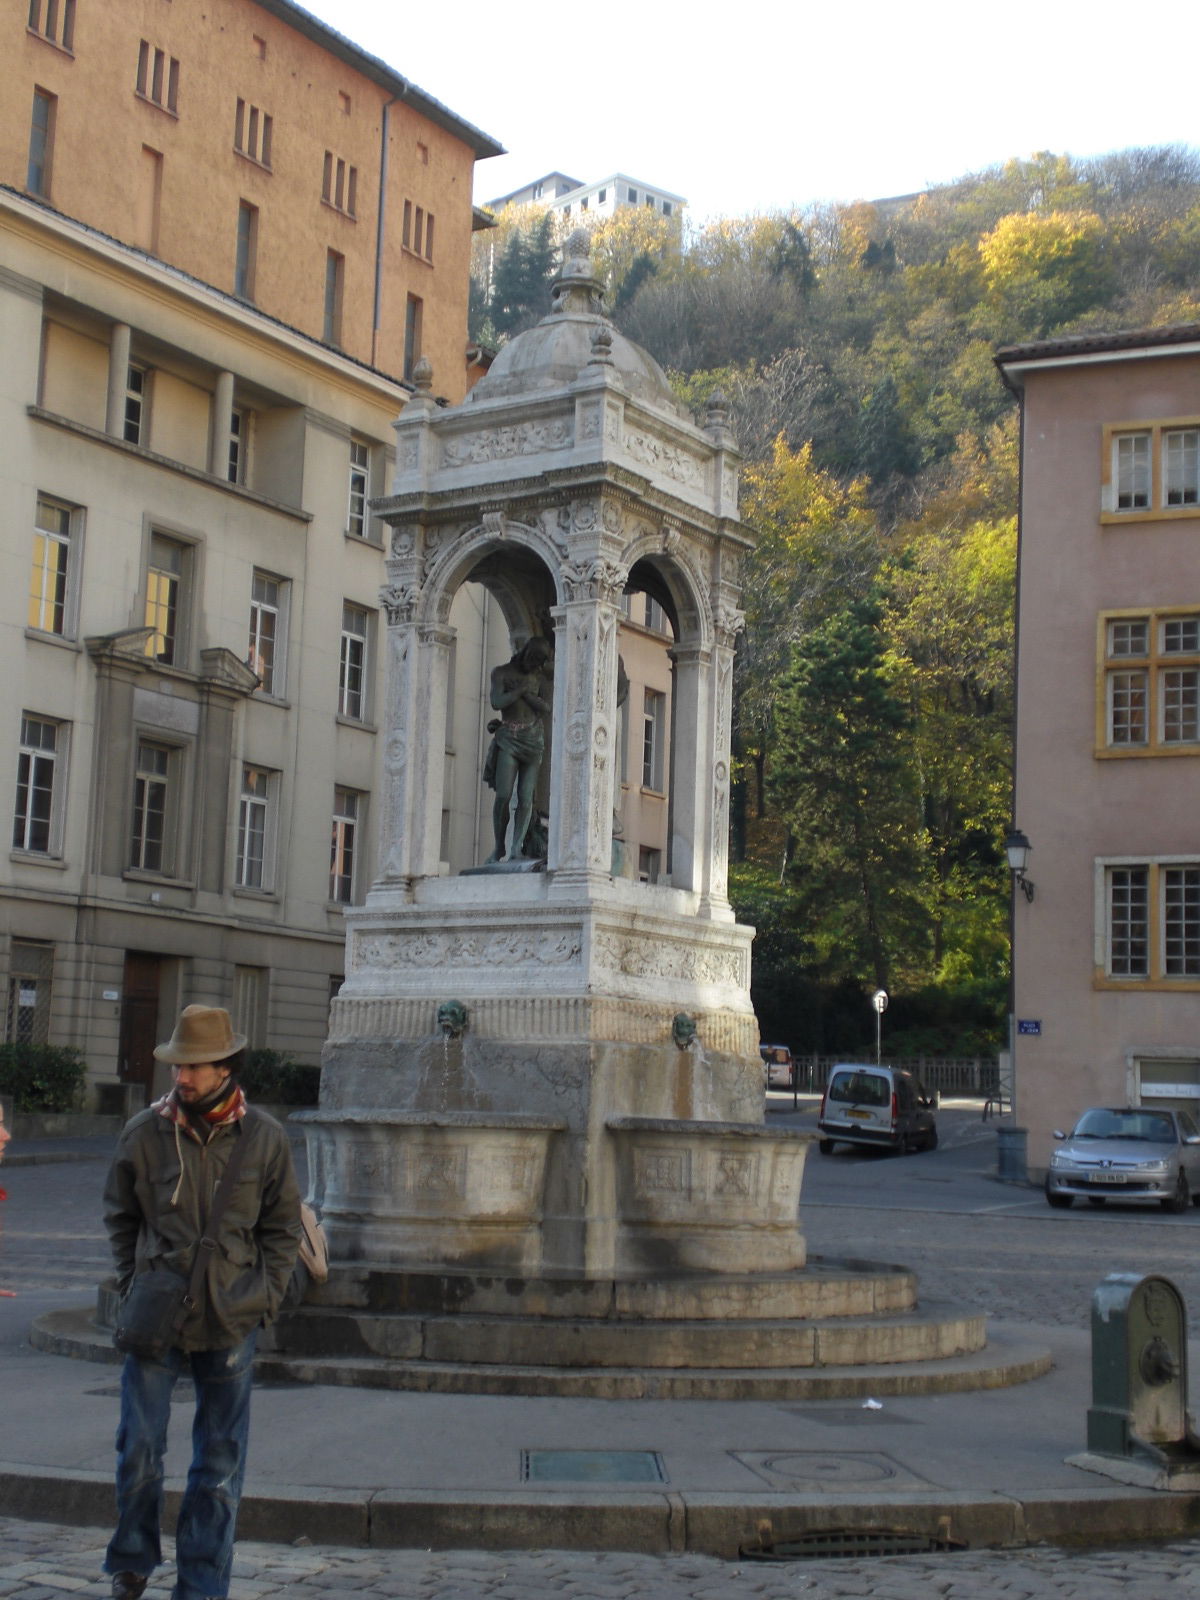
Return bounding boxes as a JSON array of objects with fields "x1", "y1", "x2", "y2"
[{"x1": 486, "y1": 172, "x2": 685, "y2": 222}]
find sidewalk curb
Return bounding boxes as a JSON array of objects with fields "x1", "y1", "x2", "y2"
[{"x1": 3, "y1": 1464, "x2": 1199, "y2": 1556}]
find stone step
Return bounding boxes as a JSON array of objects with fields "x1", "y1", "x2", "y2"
[
  {"x1": 30, "y1": 1306, "x2": 1049, "y2": 1400},
  {"x1": 308, "y1": 1256, "x2": 919, "y2": 1322},
  {"x1": 267, "y1": 1300, "x2": 986, "y2": 1371}
]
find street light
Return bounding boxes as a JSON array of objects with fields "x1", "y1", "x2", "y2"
[
  {"x1": 872, "y1": 988, "x2": 888, "y2": 1065},
  {"x1": 1004, "y1": 827, "x2": 1035, "y2": 903}
]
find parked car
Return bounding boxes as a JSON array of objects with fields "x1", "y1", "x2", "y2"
[
  {"x1": 817, "y1": 1063, "x2": 938, "y2": 1154},
  {"x1": 1044, "y1": 1106, "x2": 1200, "y2": 1212},
  {"x1": 760, "y1": 1044, "x2": 795, "y2": 1090}
]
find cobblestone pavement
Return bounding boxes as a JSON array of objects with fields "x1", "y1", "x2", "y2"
[{"x1": 3, "y1": 1519, "x2": 1200, "y2": 1599}]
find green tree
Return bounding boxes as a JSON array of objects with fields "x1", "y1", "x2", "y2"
[{"x1": 769, "y1": 598, "x2": 926, "y2": 991}]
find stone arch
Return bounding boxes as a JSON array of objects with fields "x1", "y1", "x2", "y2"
[
  {"x1": 618, "y1": 529, "x2": 713, "y2": 654},
  {"x1": 418, "y1": 517, "x2": 562, "y2": 640}
]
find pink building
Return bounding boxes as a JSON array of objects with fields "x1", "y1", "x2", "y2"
[{"x1": 997, "y1": 324, "x2": 1200, "y2": 1179}]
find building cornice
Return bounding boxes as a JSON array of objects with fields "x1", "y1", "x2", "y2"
[
  {"x1": 2, "y1": 187, "x2": 414, "y2": 403},
  {"x1": 250, "y1": 0, "x2": 504, "y2": 160},
  {"x1": 996, "y1": 323, "x2": 1200, "y2": 389}
]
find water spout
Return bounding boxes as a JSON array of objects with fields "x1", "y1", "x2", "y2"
[{"x1": 436, "y1": 999, "x2": 469, "y2": 1039}]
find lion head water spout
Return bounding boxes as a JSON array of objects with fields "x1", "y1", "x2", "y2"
[{"x1": 437, "y1": 999, "x2": 469, "y2": 1039}]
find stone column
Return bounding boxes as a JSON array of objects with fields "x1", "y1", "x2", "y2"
[
  {"x1": 105, "y1": 323, "x2": 131, "y2": 437},
  {"x1": 411, "y1": 623, "x2": 454, "y2": 877},
  {"x1": 373, "y1": 606, "x2": 421, "y2": 899},
  {"x1": 666, "y1": 644, "x2": 711, "y2": 896},
  {"x1": 208, "y1": 370, "x2": 235, "y2": 477},
  {"x1": 547, "y1": 575, "x2": 622, "y2": 896},
  {"x1": 699, "y1": 619, "x2": 741, "y2": 917}
]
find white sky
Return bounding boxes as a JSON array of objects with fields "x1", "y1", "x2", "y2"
[{"x1": 303, "y1": 0, "x2": 1199, "y2": 224}]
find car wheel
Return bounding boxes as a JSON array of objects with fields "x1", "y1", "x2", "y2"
[
  {"x1": 1045, "y1": 1180, "x2": 1073, "y2": 1209},
  {"x1": 1087, "y1": 1196, "x2": 1106, "y2": 1207},
  {"x1": 1163, "y1": 1170, "x2": 1190, "y2": 1214},
  {"x1": 818, "y1": 1139, "x2": 835, "y2": 1155}
]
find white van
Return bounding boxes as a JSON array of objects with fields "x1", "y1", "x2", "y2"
[{"x1": 817, "y1": 1063, "x2": 938, "y2": 1154}]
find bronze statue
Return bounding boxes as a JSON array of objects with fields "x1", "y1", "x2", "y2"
[{"x1": 483, "y1": 636, "x2": 552, "y2": 862}]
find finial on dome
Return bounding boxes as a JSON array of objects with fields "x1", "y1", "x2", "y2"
[
  {"x1": 548, "y1": 229, "x2": 607, "y2": 319},
  {"x1": 412, "y1": 356, "x2": 434, "y2": 395},
  {"x1": 588, "y1": 325, "x2": 614, "y2": 366},
  {"x1": 705, "y1": 388, "x2": 729, "y2": 428}
]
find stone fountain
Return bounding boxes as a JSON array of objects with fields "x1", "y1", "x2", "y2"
[{"x1": 264, "y1": 238, "x2": 1044, "y2": 1398}]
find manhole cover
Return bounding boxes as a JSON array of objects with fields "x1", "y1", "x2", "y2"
[
  {"x1": 521, "y1": 1449, "x2": 666, "y2": 1483},
  {"x1": 733, "y1": 1450, "x2": 930, "y2": 1490}
]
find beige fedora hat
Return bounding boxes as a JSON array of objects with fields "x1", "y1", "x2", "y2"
[{"x1": 153, "y1": 1005, "x2": 246, "y2": 1065}]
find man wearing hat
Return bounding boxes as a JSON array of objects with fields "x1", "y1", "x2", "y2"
[{"x1": 103, "y1": 1005, "x2": 302, "y2": 1600}]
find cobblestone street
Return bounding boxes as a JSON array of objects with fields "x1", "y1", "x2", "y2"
[{"x1": 5, "y1": 1519, "x2": 1200, "y2": 1599}]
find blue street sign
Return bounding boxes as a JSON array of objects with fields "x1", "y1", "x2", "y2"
[{"x1": 1017, "y1": 1019, "x2": 1041, "y2": 1036}]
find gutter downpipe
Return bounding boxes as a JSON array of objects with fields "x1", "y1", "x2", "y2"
[
  {"x1": 996, "y1": 356, "x2": 1025, "y2": 1133},
  {"x1": 373, "y1": 89, "x2": 408, "y2": 371}
]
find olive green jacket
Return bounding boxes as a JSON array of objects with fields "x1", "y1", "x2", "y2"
[{"x1": 104, "y1": 1100, "x2": 302, "y2": 1353}]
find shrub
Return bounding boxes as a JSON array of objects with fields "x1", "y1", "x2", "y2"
[
  {"x1": 0, "y1": 1042, "x2": 87, "y2": 1112},
  {"x1": 237, "y1": 1049, "x2": 320, "y2": 1106}
]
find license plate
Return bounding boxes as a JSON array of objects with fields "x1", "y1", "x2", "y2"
[
  {"x1": 847, "y1": 1110, "x2": 873, "y2": 1120},
  {"x1": 1089, "y1": 1171, "x2": 1128, "y2": 1184}
]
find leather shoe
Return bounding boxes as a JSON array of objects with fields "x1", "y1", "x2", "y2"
[{"x1": 111, "y1": 1574, "x2": 149, "y2": 1600}]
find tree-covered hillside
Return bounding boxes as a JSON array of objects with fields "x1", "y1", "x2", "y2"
[{"x1": 472, "y1": 148, "x2": 1200, "y2": 1055}]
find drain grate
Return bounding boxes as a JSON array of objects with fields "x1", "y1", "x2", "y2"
[
  {"x1": 741, "y1": 1524, "x2": 966, "y2": 1561},
  {"x1": 521, "y1": 1449, "x2": 666, "y2": 1484}
]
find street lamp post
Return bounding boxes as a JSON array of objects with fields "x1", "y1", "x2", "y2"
[{"x1": 872, "y1": 988, "x2": 888, "y2": 1065}]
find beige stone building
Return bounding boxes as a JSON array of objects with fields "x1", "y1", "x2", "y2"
[
  {"x1": 1, "y1": 0, "x2": 501, "y2": 1104},
  {"x1": 997, "y1": 325, "x2": 1200, "y2": 1177}
]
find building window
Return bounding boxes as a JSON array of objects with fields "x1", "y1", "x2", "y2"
[
  {"x1": 423, "y1": 212, "x2": 434, "y2": 262},
  {"x1": 248, "y1": 570, "x2": 287, "y2": 696},
  {"x1": 532, "y1": 182, "x2": 544, "y2": 199},
  {"x1": 227, "y1": 407, "x2": 246, "y2": 484},
  {"x1": 28, "y1": 495, "x2": 79, "y2": 637},
  {"x1": 1106, "y1": 421, "x2": 1200, "y2": 518},
  {"x1": 235, "y1": 764, "x2": 274, "y2": 890},
  {"x1": 1104, "y1": 860, "x2": 1200, "y2": 983},
  {"x1": 627, "y1": 187, "x2": 637, "y2": 203},
  {"x1": 323, "y1": 250, "x2": 344, "y2": 345},
  {"x1": 124, "y1": 364, "x2": 147, "y2": 445},
  {"x1": 234, "y1": 99, "x2": 272, "y2": 167},
  {"x1": 338, "y1": 603, "x2": 369, "y2": 720},
  {"x1": 329, "y1": 786, "x2": 361, "y2": 902},
  {"x1": 404, "y1": 294, "x2": 422, "y2": 382},
  {"x1": 235, "y1": 201, "x2": 258, "y2": 301},
  {"x1": 5, "y1": 941, "x2": 54, "y2": 1045},
  {"x1": 347, "y1": 439, "x2": 369, "y2": 537},
  {"x1": 232, "y1": 964, "x2": 267, "y2": 1047},
  {"x1": 642, "y1": 689, "x2": 665, "y2": 791},
  {"x1": 1101, "y1": 609, "x2": 1200, "y2": 752},
  {"x1": 27, "y1": 87, "x2": 55, "y2": 197},
  {"x1": 598, "y1": 188, "x2": 607, "y2": 204},
  {"x1": 28, "y1": 0, "x2": 75, "y2": 50},
  {"x1": 662, "y1": 200, "x2": 673, "y2": 216},
  {"x1": 638, "y1": 846, "x2": 661, "y2": 885},
  {"x1": 645, "y1": 194, "x2": 655, "y2": 208},
  {"x1": 143, "y1": 533, "x2": 189, "y2": 665},
  {"x1": 136, "y1": 41, "x2": 180, "y2": 114},
  {"x1": 13, "y1": 714, "x2": 63, "y2": 855},
  {"x1": 1165, "y1": 429, "x2": 1200, "y2": 507},
  {"x1": 322, "y1": 151, "x2": 357, "y2": 216},
  {"x1": 130, "y1": 738, "x2": 171, "y2": 872}
]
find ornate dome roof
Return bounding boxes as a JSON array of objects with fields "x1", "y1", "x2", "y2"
[{"x1": 467, "y1": 231, "x2": 685, "y2": 416}]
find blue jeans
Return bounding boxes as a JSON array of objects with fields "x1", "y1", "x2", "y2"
[{"x1": 105, "y1": 1330, "x2": 257, "y2": 1600}]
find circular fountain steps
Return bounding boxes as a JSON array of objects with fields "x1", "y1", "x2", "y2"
[{"x1": 34, "y1": 1258, "x2": 1051, "y2": 1400}]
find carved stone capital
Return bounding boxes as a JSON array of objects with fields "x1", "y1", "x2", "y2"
[{"x1": 380, "y1": 583, "x2": 421, "y2": 625}]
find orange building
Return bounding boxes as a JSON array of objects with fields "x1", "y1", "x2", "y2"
[
  {"x1": 8, "y1": 0, "x2": 500, "y2": 390},
  {"x1": 0, "y1": 0, "x2": 501, "y2": 1104}
]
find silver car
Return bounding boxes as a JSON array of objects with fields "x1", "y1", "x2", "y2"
[{"x1": 1045, "y1": 1106, "x2": 1200, "y2": 1212}]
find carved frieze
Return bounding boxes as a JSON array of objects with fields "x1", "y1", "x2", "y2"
[
  {"x1": 592, "y1": 928, "x2": 747, "y2": 987},
  {"x1": 561, "y1": 558, "x2": 627, "y2": 604},
  {"x1": 624, "y1": 429, "x2": 703, "y2": 489},
  {"x1": 354, "y1": 927, "x2": 584, "y2": 971},
  {"x1": 441, "y1": 418, "x2": 573, "y2": 465}
]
